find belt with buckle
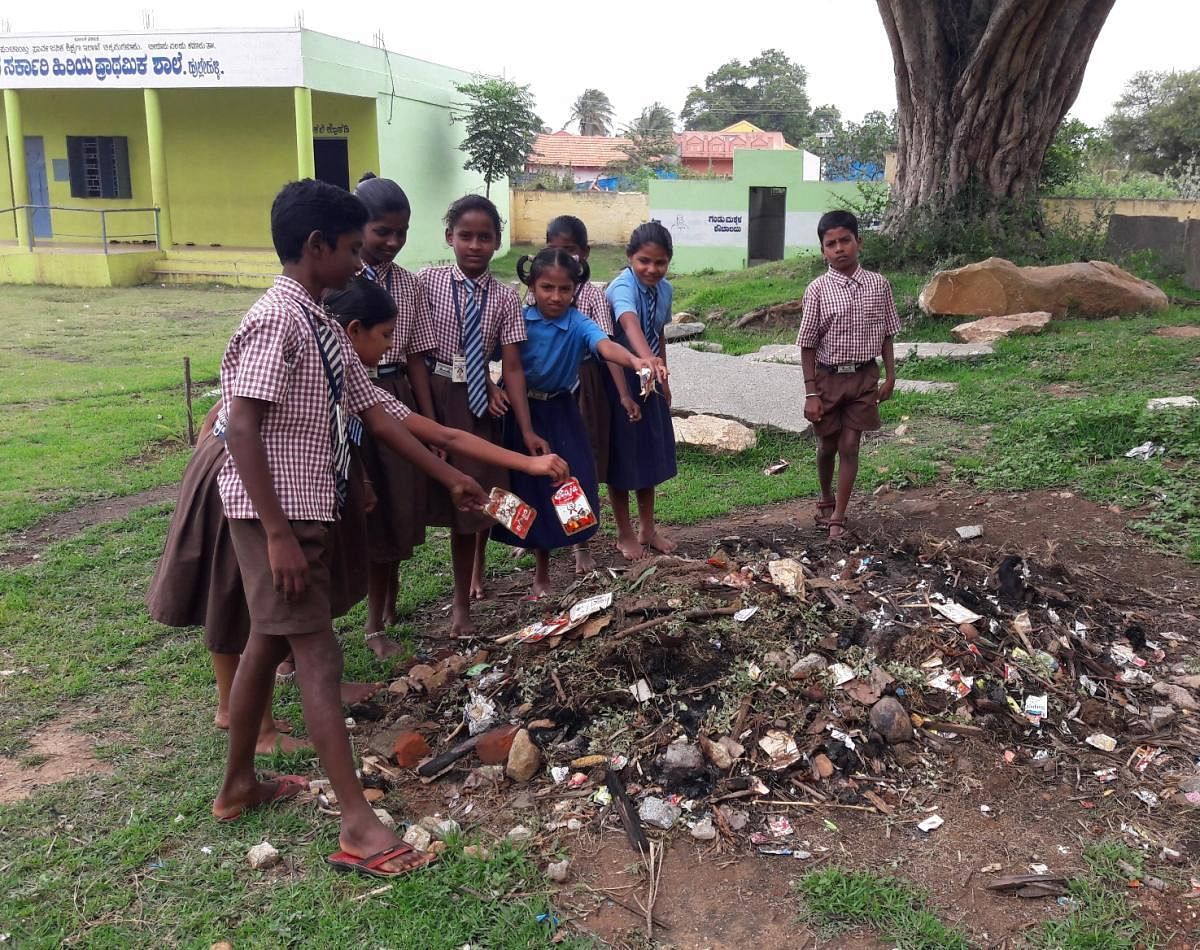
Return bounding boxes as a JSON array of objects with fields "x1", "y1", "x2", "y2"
[
  {"x1": 527, "y1": 388, "x2": 568, "y2": 401},
  {"x1": 369, "y1": 363, "x2": 406, "y2": 379},
  {"x1": 818, "y1": 360, "x2": 875, "y2": 374}
]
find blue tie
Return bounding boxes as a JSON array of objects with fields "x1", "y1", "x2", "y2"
[
  {"x1": 643, "y1": 285, "x2": 661, "y2": 356},
  {"x1": 462, "y1": 279, "x2": 489, "y2": 417}
]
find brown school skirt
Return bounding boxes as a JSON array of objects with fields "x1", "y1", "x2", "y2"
[
  {"x1": 360, "y1": 372, "x2": 427, "y2": 562},
  {"x1": 812, "y1": 362, "x2": 882, "y2": 438},
  {"x1": 146, "y1": 433, "x2": 367, "y2": 653},
  {"x1": 576, "y1": 358, "x2": 611, "y2": 484},
  {"x1": 426, "y1": 373, "x2": 509, "y2": 534}
]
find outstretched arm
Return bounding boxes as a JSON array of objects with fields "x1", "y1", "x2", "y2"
[{"x1": 403, "y1": 412, "x2": 568, "y2": 483}]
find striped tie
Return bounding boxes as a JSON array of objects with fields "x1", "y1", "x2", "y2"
[
  {"x1": 643, "y1": 285, "x2": 661, "y2": 357},
  {"x1": 462, "y1": 278, "x2": 489, "y2": 417},
  {"x1": 312, "y1": 319, "x2": 352, "y2": 509}
]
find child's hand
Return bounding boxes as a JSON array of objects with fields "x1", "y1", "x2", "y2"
[
  {"x1": 620, "y1": 395, "x2": 642, "y2": 423},
  {"x1": 876, "y1": 378, "x2": 896, "y2": 404},
  {"x1": 449, "y1": 475, "x2": 487, "y2": 512},
  {"x1": 266, "y1": 528, "x2": 309, "y2": 600},
  {"x1": 362, "y1": 480, "x2": 378, "y2": 513},
  {"x1": 487, "y1": 382, "x2": 510, "y2": 417},
  {"x1": 661, "y1": 378, "x2": 673, "y2": 409},
  {"x1": 804, "y1": 395, "x2": 823, "y2": 423},
  {"x1": 524, "y1": 432, "x2": 551, "y2": 457},
  {"x1": 652, "y1": 357, "x2": 669, "y2": 384},
  {"x1": 528, "y1": 453, "x2": 569, "y2": 481}
]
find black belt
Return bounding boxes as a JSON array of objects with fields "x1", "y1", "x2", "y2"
[{"x1": 817, "y1": 360, "x2": 875, "y2": 374}]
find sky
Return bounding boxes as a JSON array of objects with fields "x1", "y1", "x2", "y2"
[{"x1": 6, "y1": 0, "x2": 1198, "y2": 132}]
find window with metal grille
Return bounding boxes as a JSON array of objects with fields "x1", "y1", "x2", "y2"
[{"x1": 66, "y1": 136, "x2": 132, "y2": 199}]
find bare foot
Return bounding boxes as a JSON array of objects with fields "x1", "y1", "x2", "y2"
[
  {"x1": 531, "y1": 576, "x2": 552, "y2": 598},
  {"x1": 215, "y1": 712, "x2": 293, "y2": 734},
  {"x1": 340, "y1": 681, "x2": 381, "y2": 705},
  {"x1": 573, "y1": 546, "x2": 596, "y2": 575},
  {"x1": 638, "y1": 529, "x2": 677, "y2": 554},
  {"x1": 450, "y1": 604, "x2": 477, "y2": 639},
  {"x1": 254, "y1": 731, "x2": 311, "y2": 755},
  {"x1": 364, "y1": 631, "x2": 405, "y2": 660},
  {"x1": 615, "y1": 535, "x2": 644, "y2": 561},
  {"x1": 469, "y1": 577, "x2": 487, "y2": 600},
  {"x1": 212, "y1": 774, "x2": 306, "y2": 821}
]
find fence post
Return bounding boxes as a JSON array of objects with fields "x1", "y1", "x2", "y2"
[{"x1": 100, "y1": 210, "x2": 109, "y2": 255}]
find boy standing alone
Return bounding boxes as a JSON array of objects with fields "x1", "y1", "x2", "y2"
[{"x1": 798, "y1": 211, "x2": 899, "y2": 540}]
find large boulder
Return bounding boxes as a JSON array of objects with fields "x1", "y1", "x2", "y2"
[
  {"x1": 950, "y1": 311, "x2": 1051, "y2": 344},
  {"x1": 674, "y1": 414, "x2": 757, "y2": 453},
  {"x1": 919, "y1": 257, "x2": 1168, "y2": 319}
]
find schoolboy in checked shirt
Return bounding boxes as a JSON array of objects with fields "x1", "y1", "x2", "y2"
[{"x1": 798, "y1": 210, "x2": 899, "y2": 541}]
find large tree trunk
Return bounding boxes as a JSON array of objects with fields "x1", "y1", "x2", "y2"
[{"x1": 877, "y1": 0, "x2": 1115, "y2": 232}]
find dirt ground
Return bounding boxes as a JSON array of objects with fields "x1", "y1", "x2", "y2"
[
  {"x1": 0, "y1": 716, "x2": 114, "y2": 804},
  {"x1": 377, "y1": 485, "x2": 1200, "y2": 949}
]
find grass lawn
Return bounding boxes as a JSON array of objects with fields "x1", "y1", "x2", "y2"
[{"x1": 0, "y1": 257, "x2": 1198, "y2": 944}]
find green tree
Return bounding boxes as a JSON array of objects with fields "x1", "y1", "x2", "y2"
[
  {"x1": 569, "y1": 88, "x2": 615, "y2": 136},
  {"x1": 680, "y1": 48, "x2": 813, "y2": 145},
  {"x1": 1039, "y1": 117, "x2": 1113, "y2": 192},
  {"x1": 1106, "y1": 69, "x2": 1200, "y2": 175},
  {"x1": 630, "y1": 102, "x2": 676, "y2": 135},
  {"x1": 452, "y1": 78, "x2": 543, "y2": 198},
  {"x1": 807, "y1": 110, "x2": 896, "y2": 181}
]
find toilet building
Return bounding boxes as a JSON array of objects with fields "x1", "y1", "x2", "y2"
[
  {"x1": 649, "y1": 150, "x2": 864, "y2": 273},
  {"x1": 0, "y1": 28, "x2": 501, "y2": 286}
]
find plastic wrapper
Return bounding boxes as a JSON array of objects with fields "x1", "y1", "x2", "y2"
[{"x1": 484, "y1": 487, "x2": 536, "y2": 539}]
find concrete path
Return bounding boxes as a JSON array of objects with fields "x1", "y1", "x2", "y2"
[
  {"x1": 667, "y1": 344, "x2": 958, "y2": 435},
  {"x1": 749, "y1": 341, "x2": 994, "y2": 364}
]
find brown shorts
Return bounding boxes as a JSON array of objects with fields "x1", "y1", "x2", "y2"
[
  {"x1": 812, "y1": 363, "x2": 881, "y2": 438},
  {"x1": 228, "y1": 518, "x2": 334, "y2": 637}
]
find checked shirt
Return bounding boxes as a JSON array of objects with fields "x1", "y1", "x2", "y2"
[
  {"x1": 363, "y1": 260, "x2": 437, "y2": 366},
  {"x1": 416, "y1": 264, "x2": 525, "y2": 365},
  {"x1": 796, "y1": 265, "x2": 900, "y2": 365}
]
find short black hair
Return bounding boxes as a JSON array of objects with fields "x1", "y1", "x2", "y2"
[
  {"x1": 546, "y1": 214, "x2": 589, "y2": 248},
  {"x1": 817, "y1": 210, "x2": 859, "y2": 241},
  {"x1": 516, "y1": 246, "x2": 591, "y2": 291},
  {"x1": 444, "y1": 194, "x2": 503, "y2": 238},
  {"x1": 626, "y1": 220, "x2": 673, "y2": 258},
  {"x1": 270, "y1": 179, "x2": 368, "y2": 264},
  {"x1": 355, "y1": 175, "x2": 411, "y2": 220},
  {"x1": 323, "y1": 274, "x2": 397, "y2": 330}
]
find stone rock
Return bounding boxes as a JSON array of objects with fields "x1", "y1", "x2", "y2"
[
  {"x1": 894, "y1": 342, "x2": 995, "y2": 361},
  {"x1": 418, "y1": 816, "x2": 461, "y2": 841},
  {"x1": 659, "y1": 742, "x2": 705, "y2": 780},
  {"x1": 638, "y1": 796, "x2": 680, "y2": 830},
  {"x1": 1154, "y1": 325, "x2": 1200, "y2": 339},
  {"x1": 463, "y1": 844, "x2": 491, "y2": 860},
  {"x1": 546, "y1": 859, "x2": 571, "y2": 883},
  {"x1": 950, "y1": 311, "x2": 1051, "y2": 343},
  {"x1": 698, "y1": 734, "x2": 733, "y2": 770},
  {"x1": 373, "y1": 808, "x2": 397, "y2": 830},
  {"x1": 1147, "y1": 706, "x2": 1176, "y2": 730},
  {"x1": 1153, "y1": 682, "x2": 1198, "y2": 711},
  {"x1": 427, "y1": 840, "x2": 448, "y2": 855},
  {"x1": 683, "y1": 340, "x2": 725, "y2": 353},
  {"x1": 1173, "y1": 674, "x2": 1200, "y2": 689},
  {"x1": 367, "y1": 722, "x2": 417, "y2": 760},
  {"x1": 402, "y1": 825, "x2": 431, "y2": 851},
  {"x1": 507, "y1": 824, "x2": 533, "y2": 841},
  {"x1": 1146, "y1": 396, "x2": 1199, "y2": 412},
  {"x1": 717, "y1": 736, "x2": 745, "y2": 760},
  {"x1": 505, "y1": 729, "x2": 542, "y2": 782},
  {"x1": 392, "y1": 730, "x2": 431, "y2": 768},
  {"x1": 476, "y1": 724, "x2": 519, "y2": 764},
  {"x1": 247, "y1": 841, "x2": 280, "y2": 870},
  {"x1": 671, "y1": 311, "x2": 696, "y2": 324},
  {"x1": 663, "y1": 321, "x2": 705, "y2": 341},
  {"x1": 673, "y1": 414, "x2": 757, "y2": 453},
  {"x1": 919, "y1": 257, "x2": 1168, "y2": 319},
  {"x1": 690, "y1": 817, "x2": 718, "y2": 841},
  {"x1": 789, "y1": 653, "x2": 829, "y2": 681},
  {"x1": 717, "y1": 805, "x2": 749, "y2": 830},
  {"x1": 870, "y1": 696, "x2": 914, "y2": 744},
  {"x1": 812, "y1": 753, "x2": 835, "y2": 779},
  {"x1": 895, "y1": 379, "x2": 959, "y2": 394}
]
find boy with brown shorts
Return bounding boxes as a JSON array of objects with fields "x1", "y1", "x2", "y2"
[
  {"x1": 799, "y1": 210, "x2": 899, "y2": 540},
  {"x1": 211, "y1": 180, "x2": 567, "y2": 878}
]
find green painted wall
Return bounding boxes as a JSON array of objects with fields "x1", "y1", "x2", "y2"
[
  {"x1": 650, "y1": 149, "x2": 867, "y2": 273},
  {"x1": 0, "y1": 98, "x2": 14, "y2": 242},
  {"x1": 301, "y1": 30, "x2": 511, "y2": 266}
]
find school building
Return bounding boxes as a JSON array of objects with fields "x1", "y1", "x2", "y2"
[
  {"x1": 0, "y1": 28, "x2": 503, "y2": 286},
  {"x1": 649, "y1": 150, "x2": 863, "y2": 273}
]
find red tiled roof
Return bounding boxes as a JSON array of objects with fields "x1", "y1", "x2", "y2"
[
  {"x1": 676, "y1": 129, "x2": 791, "y2": 158},
  {"x1": 529, "y1": 132, "x2": 632, "y2": 169}
]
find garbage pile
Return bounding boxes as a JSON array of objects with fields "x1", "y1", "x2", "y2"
[{"x1": 357, "y1": 533, "x2": 1200, "y2": 859}]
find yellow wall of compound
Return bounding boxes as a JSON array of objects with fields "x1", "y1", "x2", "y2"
[{"x1": 509, "y1": 190, "x2": 650, "y2": 246}]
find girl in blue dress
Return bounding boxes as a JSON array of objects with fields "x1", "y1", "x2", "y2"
[
  {"x1": 604, "y1": 222, "x2": 678, "y2": 559},
  {"x1": 492, "y1": 247, "x2": 664, "y2": 597}
]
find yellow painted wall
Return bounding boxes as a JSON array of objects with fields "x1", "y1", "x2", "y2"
[
  {"x1": 0, "y1": 98, "x2": 15, "y2": 242},
  {"x1": 1042, "y1": 197, "x2": 1200, "y2": 225},
  {"x1": 0, "y1": 248, "x2": 160, "y2": 286},
  {"x1": 312, "y1": 92, "x2": 378, "y2": 189},
  {"x1": 15, "y1": 89, "x2": 154, "y2": 243},
  {"x1": 160, "y1": 88, "x2": 296, "y2": 249},
  {"x1": 509, "y1": 190, "x2": 649, "y2": 246}
]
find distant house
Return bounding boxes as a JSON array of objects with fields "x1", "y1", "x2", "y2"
[
  {"x1": 525, "y1": 121, "x2": 820, "y2": 187},
  {"x1": 526, "y1": 132, "x2": 633, "y2": 185}
]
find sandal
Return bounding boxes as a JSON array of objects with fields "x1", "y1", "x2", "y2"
[
  {"x1": 214, "y1": 774, "x2": 308, "y2": 823},
  {"x1": 325, "y1": 843, "x2": 437, "y2": 879},
  {"x1": 827, "y1": 516, "x2": 847, "y2": 541},
  {"x1": 814, "y1": 500, "x2": 836, "y2": 526}
]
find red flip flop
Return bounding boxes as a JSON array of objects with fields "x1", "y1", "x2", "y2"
[
  {"x1": 214, "y1": 774, "x2": 308, "y2": 823},
  {"x1": 325, "y1": 843, "x2": 438, "y2": 879}
]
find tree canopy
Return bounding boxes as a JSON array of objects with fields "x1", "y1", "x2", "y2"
[
  {"x1": 806, "y1": 110, "x2": 896, "y2": 181},
  {"x1": 569, "y1": 88, "x2": 615, "y2": 137},
  {"x1": 1106, "y1": 69, "x2": 1200, "y2": 175},
  {"x1": 680, "y1": 49, "x2": 814, "y2": 145},
  {"x1": 452, "y1": 79, "x2": 543, "y2": 198}
]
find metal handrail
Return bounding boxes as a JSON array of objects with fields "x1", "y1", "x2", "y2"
[{"x1": 1, "y1": 204, "x2": 161, "y2": 254}]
